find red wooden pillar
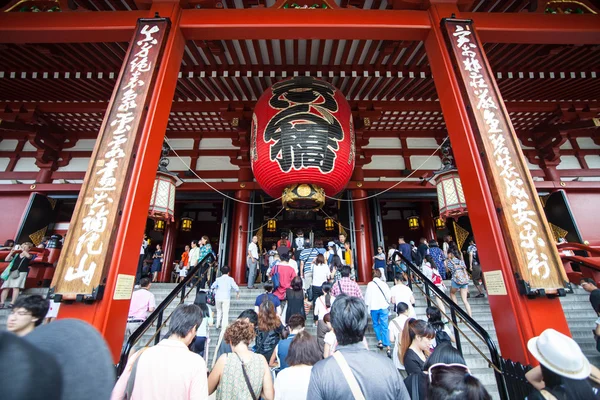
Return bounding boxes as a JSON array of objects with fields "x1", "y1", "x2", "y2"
[
  {"x1": 57, "y1": 1, "x2": 185, "y2": 362},
  {"x1": 420, "y1": 202, "x2": 436, "y2": 241},
  {"x1": 426, "y1": 2, "x2": 570, "y2": 364},
  {"x1": 230, "y1": 190, "x2": 250, "y2": 285},
  {"x1": 353, "y1": 190, "x2": 373, "y2": 284},
  {"x1": 159, "y1": 220, "x2": 177, "y2": 283}
]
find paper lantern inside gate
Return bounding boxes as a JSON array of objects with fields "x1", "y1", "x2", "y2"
[{"x1": 251, "y1": 77, "x2": 355, "y2": 210}]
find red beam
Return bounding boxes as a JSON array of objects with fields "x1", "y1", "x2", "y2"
[
  {"x1": 0, "y1": 11, "x2": 149, "y2": 43},
  {"x1": 180, "y1": 9, "x2": 431, "y2": 41},
  {"x1": 465, "y1": 12, "x2": 600, "y2": 45}
]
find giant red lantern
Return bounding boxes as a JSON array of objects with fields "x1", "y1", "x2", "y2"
[{"x1": 251, "y1": 77, "x2": 355, "y2": 210}]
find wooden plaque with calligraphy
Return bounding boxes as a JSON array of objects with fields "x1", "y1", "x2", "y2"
[
  {"x1": 50, "y1": 18, "x2": 170, "y2": 301},
  {"x1": 441, "y1": 19, "x2": 568, "y2": 293}
]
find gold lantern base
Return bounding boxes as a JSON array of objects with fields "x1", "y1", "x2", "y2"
[{"x1": 282, "y1": 184, "x2": 325, "y2": 211}]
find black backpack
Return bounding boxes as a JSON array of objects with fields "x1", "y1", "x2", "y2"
[{"x1": 435, "y1": 328, "x2": 452, "y2": 345}]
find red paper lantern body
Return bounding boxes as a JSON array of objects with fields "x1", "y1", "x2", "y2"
[{"x1": 251, "y1": 77, "x2": 355, "y2": 202}]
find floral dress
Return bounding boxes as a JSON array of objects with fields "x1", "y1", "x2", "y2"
[
  {"x1": 216, "y1": 352, "x2": 265, "y2": 400},
  {"x1": 429, "y1": 246, "x2": 447, "y2": 279}
]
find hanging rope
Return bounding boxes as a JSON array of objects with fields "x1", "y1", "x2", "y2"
[
  {"x1": 319, "y1": 208, "x2": 363, "y2": 233},
  {"x1": 163, "y1": 136, "x2": 283, "y2": 206},
  {"x1": 324, "y1": 136, "x2": 449, "y2": 202},
  {"x1": 240, "y1": 206, "x2": 286, "y2": 233}
]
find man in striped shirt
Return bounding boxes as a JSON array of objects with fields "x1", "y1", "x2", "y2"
[{"x1": 299, "y1": 239, "x2": 326, "y2": 290}]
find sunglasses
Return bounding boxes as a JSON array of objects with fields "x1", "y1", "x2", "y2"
[{"x1": 428, "y1": 363, "x2": 471, "y2": 383}]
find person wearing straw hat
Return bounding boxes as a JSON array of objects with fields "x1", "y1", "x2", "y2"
[{"x1": 525, "y1": 328, "x2": 597, "y2": 400}]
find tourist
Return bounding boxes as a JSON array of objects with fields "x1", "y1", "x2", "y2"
[
  {"x1": 247, "y1": 235, "x2": 260, "y2": 289},
  {"x1": 255, "y1": 281, "x2": 282, "y2": 315},
  {"x1": 365, "y1": 269, "x2": 392, "y2": 357},
  {"x1": 213, "y1": 309, "x2": 259, "y2": 365},
  {"x1": 447, "y1": 249, "x2": 473, "y2": 317},
  {"x1": 270, "y1": 313, "x2": 306, "y2": 370},
  {"x1": 394, "y1": 237, "x2": 412, "y2": 282},
  {"x1": 307, "y1": 295, "x2": 410, "y2": 399},
  {"x1": 390, "y1": 272, "x2": 417, "y2": 318},
  {"x1": 288, "y1": 251, "x2": 299, "y2": 275},
  {"x1": 192, "y1": 293, "x2": 213, "y2": 358},
  {"x1": 272, "y1": 252, "x2": 297, "y2": 302},
  {"x1": 525, "y1": 329, "x2": 596, "y2": 400},
  {"x1": 427, "y1": 360, "x2": 491, "y2": 400},
  {"x1": 422, "y1": 255, "x2": 447, "y2": 314},
  {"x1": 442, "y1": 235, "x2": 453, "y2": 258},
  {"x1": 417, "y1": 238, "x2": 429, "y2": 266},
  {"x1": 325, "y1": 241, "x2": 343, "y2": 265},
  {"x1": 189, "y1": 240, "x2": 200, "y2": 270},
  {"x1": 336, "y1": 233, "x2": 347, "y2": 249},
  {"x1": 343, "y1": 241, "x2": 353, "y2": 269},
  {"x1": 404, "y1": 341, "x2": 467, "y2": 400},
  {"x1": 178, "y1": 244, "x2": 190, "y2": 283},
  {"x1": 311, "y1": 253, "x2": 331, "y2": 321},
  {"x1": 314, "y1": 282, "x2": 335, "y2": 322},
  {"x1": 581, "y1": 278, "x2": 600, "y2": 315},
  {"x1": 428, "y1": 240, "x2": 447, "y2": 279},
  {"x1": 196, "y1": 236, "x2": 213, "y2": 288},
  {"x1": 331, "y1": 265, "x2": 363, "y2": 299},
  {"x1": 3, "y1": 319, "x2": 115, "y2": 400},
  {"x1": 316, "y1": 311, "x2": 330, "y2": 355},
  {"x1": 255, "y1": 300, "x2": 286, "y2": 362},
  {"x1": 389, "y1": 302, "x2": 411, "y2": 377},
  {"x1": 150, "y1": 243, "x2": 163, "y2": 283},
  {"x1": 268, "y1": 243, "x2": 278, "y2": 267},
  {"x1": 322, "y1": 312, "x2": 336, "y2": 357},
  {"x1": 373, "y1": 245, "x2": 387, "y2": 281},
  {"x1": 136, "y1": 234, "x2": 148, "y2": 283},
  {"x1": 330, "y1": 254, "x2": 345, "y2": 282},
  {"x1": 112, "y1": 304, "x2": 208, "y2": 400},
  {"x1": 211, "y1": 265, "x2": 240, "y2": 329},
  {"x1": 274, "y1": 330, "x2": 322, "y2": 400},
  {"x1": 126, "y1": 277, "x2": 156, "y2": 339},
  {"x1": 6, "y1": 295, "x2": 49, "y2": 337},
  {"x1": 285, "y1": 276, "x2": 305, "y2": 324},
  {"x1": 400, "y1": 318, "x2": 435, "y2": 375},
  {"x1": 0, "y1": 239, "x2": 15, "y2": 250},
  {"x1": 0, "y1": 242, "x2": 37, "y2": 308},
  {"x1": 277, "y1": 233, "x2": 291, "y2": 258},
  {"x1": 387, "y1": 243, "x2": 397, "y2": 274},
  {"x1": 299, "y1": 238, "x2": 319, "y2": 290},
  {"x1": 426, "y1": 306, "x2": 454, "y2": 347},
  {"x1": 468, "y1": 240, "x2": 486, "y2": 298},
  {"x1": 208, "y1": 319, "x2": 274, "y2": 400},
  {"x1": 292, "y1": 230, "x2": 305, "y2": 261}
]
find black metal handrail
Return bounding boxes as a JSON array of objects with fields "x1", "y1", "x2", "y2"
[
  {"x1": 398, "y1": 254, "x2": 509, "y2": 400},
  {"x1": 116, "y1": 252, "x2": 215, "y2": 375}
]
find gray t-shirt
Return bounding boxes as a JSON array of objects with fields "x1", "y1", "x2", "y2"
[{"x1": 307, "y1": 342, "x2": 410, "y2": 400}]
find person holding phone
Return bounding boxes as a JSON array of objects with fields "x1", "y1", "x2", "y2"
[{"x1": 1, "y1": 242, "x2": 37, "y2": 309}]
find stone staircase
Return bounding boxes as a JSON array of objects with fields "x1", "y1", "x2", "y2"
[{"x1": 1, "y1": 282, "x2": 598, "y2": 399}]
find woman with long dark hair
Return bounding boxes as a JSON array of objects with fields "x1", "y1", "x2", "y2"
[
  {"x1": 255, "y1": 300, "x2": 286, "y2": 362},
  {"x1": 428, "y1": 240, "x2": 447, "y2": 280},
  {"x1": 191, "y1": 290, "x2": 213, "y2": 358},
  {"x1": 400, "y1": 318, "x2": 435, "y2": 375},
  {"x1": 313, "y1": 282, "x2": 335, "y2": 323},
  {"x1": 150, "y1": 243, "x2": 163, "y2": 282},
  {"x1": 447, "y1": 250, "x2": 472, "y2": 317},
  {"x1": 285, "y1": 276, "x2": 305, "y2": 324},
  {"x1": 330, "y1": 255, "x2": 344, "y2": 282},
  {"x1": 426, "y1": 306, "x2": 454, "y2": 348},
  {"x1": 311, "y1": 253, "x2": 331, "y2": 323}
]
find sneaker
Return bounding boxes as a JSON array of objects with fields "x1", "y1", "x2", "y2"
[
  {"x1": 386, "y1": 348, "x2": 392, "y2": 359},
  {"x1": 377, "y1": 341, "x2": 384, "y2": 350},
  {"x1": 475, "y1": 293, "x2": 485, "y2": 298}
]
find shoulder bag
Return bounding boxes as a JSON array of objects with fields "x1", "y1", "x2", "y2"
[
  {"x1": 337, "y1": 280, "x2": 345, "y2": 295},
  {"x1": 125, "y1": 347, "x2": 149, "y2": 399},
  {"x1": 373, "y1": 280, "x2": 391, "y2": 309},
  {"x1": 235, "y1": 353, "x2": 258, "y2": 400},
  {"x1": 332, "y1": 351, "x2": 366, "y2": 400},
  {"x1": 409, "y1": 373, "x2": 420, "y2": 400}
]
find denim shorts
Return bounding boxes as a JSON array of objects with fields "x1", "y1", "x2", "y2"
[{"x1": 451, "y1": 281, "x2": 468, "y2": 290}]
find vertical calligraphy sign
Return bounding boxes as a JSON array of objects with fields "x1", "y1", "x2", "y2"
[
  {"x1": 51, "y1": 19, "x2": 170, "y2": 300},
  {"x1": 441, "y1": 19, "x2": 567, "y2": 293}
]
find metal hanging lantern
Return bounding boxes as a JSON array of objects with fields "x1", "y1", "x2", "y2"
[
  {"x1": 324, "y1": 217, "x2": 335, "y2": 231},
  {"x1": 154, "y1": 219, "x2": 165, "y2": 232},
  {"x1": 408, "y1": 216, "x2": 420, "y2": 230},
  {"x1": 180, "y1": 217, "x2": 193, "y2": 232},
  {"x1": 148, "y1": 142, "x2": 182, "y2": 223},
  {"x1": 267, "y1": 219, "x2": 277, "y2": 233},
  {"x1": 431, "y1": 140, "x2": 467, "y2": 220},
  {"x1": 435, "y1": 217, "x2": 446, "y2": 230}
]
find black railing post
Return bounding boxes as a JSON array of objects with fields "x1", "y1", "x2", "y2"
[
  {"x1": 425, "y1": 283, "x2": 432, "y2": 308},
  {"x1": 450, "y1": 307, "x2": 462, "y2": 356},
  {"x1": 155, "y1": 310, "x2": 163, "y2": 346},
  {"x1": 181, "y1": 285, "x2": 186, "y2": 304}
]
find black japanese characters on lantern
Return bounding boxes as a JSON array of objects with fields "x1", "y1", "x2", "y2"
[{"x1": 264, "y1": 77, "x2": 344, "y2": 174}]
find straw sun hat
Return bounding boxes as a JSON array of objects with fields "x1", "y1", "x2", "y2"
[{"x1": 527, "y1": 328, "x2": 591, "y2": 380}]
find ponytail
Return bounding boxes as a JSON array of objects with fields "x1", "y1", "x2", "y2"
[
  {"x1": 400, "y1": 318, "x2": 435, "y2": 363},
  {"x1": 325, "y1": 292, "x2": 331, "y2": 308}
]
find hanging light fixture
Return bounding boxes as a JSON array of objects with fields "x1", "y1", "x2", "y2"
[
  {"x1": 148, "y1": 142, "x2": 182, "y2": 225},
  {"x1": 430, "y1": 140, "x2": 467, "y2": 221},
  {"x1": 267, "y1": 219, "x2": 277, "y2": 232},
  {"x1": 435, "y1": 217, "x2": 446, "y2": 230},
  {"x1": 180, "y1": 217, "x2": 193, "y2": 232},
  {"x1": 154, "y1": 219, "x2": 165, "y2": 232},
  {"x1": 408, "y1": 216, "x2": 420, "y2": 230},
  {"x1": 324, "y1": 217, "x2": 335, "y2": 231}
]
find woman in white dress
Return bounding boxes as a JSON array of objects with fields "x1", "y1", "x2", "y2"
[{"x1": 422, "y1": 255, "x2": 447, "y2": 315}]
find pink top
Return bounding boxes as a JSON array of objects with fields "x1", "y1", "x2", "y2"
[
  {"x1": 128, "y1": 288, "x2": 156, "y2": 320},
  {"x1": 111, "y1": 339, "x2": 208, "y2": 400},
  {"x1": 274, "y1": 263, "x2": 297, "y2": 300}
]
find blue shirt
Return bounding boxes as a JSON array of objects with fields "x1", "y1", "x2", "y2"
[
  {"x1": 398, "y1": 243, "x2": 413, "y2": 262},
  {"x1": 254, "y1": 293, "x2": 281, "y2": 308},
  {"x1": 277, "y1": 333, "x2": 296, "y2": 370}
]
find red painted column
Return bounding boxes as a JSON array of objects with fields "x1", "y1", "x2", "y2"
[
  {"x1": 230, "y1": 190, "x2": 250, "y2": 285},
  {"x1": 159, "y1": 220, "x2": 177, "y2": 283},
  {"x1": 426, "y1": 2, "x2": 570, "y2": 364},
  {"x1": 353, "y1": 189, "x2": 373, "y2": 284},
  {"x1": 57, "y1": 1, "x2": 185, "y2": 362},
  {"x1": 420, "y1": 202, "x2": 436, "y2": 241}
]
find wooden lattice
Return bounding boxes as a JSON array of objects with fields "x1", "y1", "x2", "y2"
[
  {"x1": 453, "y1": 223, "x2": 470, "y2": 251},
  {"x1": 549, "y1": 223, "x2": 568, "y2": 242},
  {"x1": 257, "y1": 226, "x2": 264, "y2": 253},
  {"x1": 539, "y1": 195, "x2": 550, "y2": 208},
  {"x1": 29, "y1": 226, "x2": 47, "y2": 246},
  {"x1": 48, "y1": 197, "x2": 57, "y2": 210}
]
